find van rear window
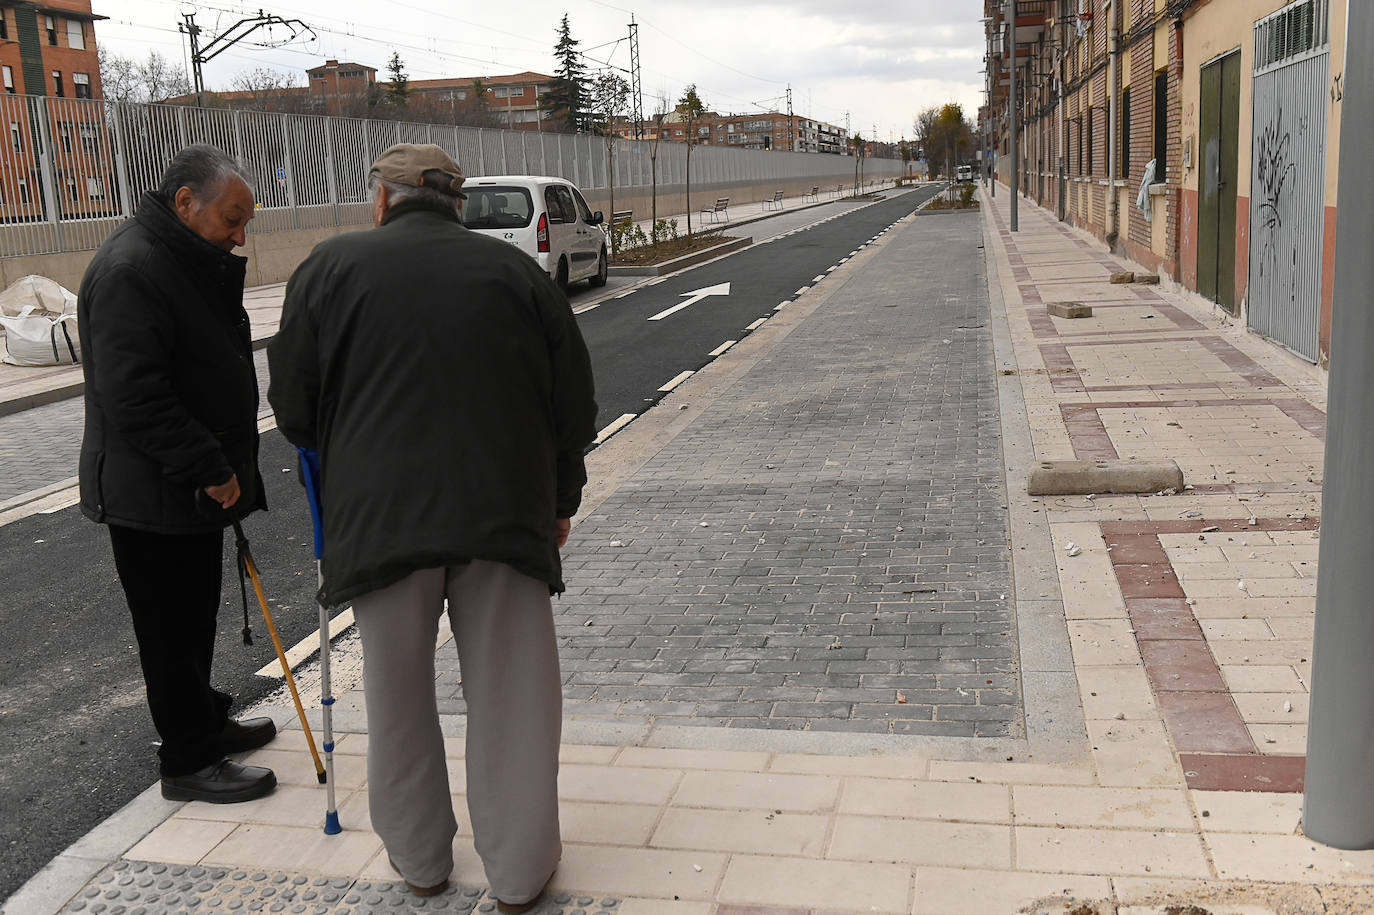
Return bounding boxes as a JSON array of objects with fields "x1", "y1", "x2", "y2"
[{"x1": 462, "y1": 186, "x2": 534, "y2": 229}]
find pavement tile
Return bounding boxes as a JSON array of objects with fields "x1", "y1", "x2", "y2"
[
  {"x1": 652, "y1": 808, "x2": 828, "y2": 856},
  {"x1": 199, "y1": 822, "x2": 383, "y2": 874},
  {"x1": 925, "y1": 760, "x2": 1095, "y2": 786},
  {"x1": 554, "y1": 845, "x2": 727, "y2": 901},
  {"x1": 1077, "y1": 665, "x2": 1159, "y2": 719},
  {"x1": 839, "y1": 777, "x2": 1010, "y2": 822},
  {"x1": 912, "y1": 867, "x2": 1111, "y2": 915},
  {"x1": 717, "y1": 854, "x2": 911, "y2": 913},
  {"x1": 768, "y1": 753, "x2": 929, "y2": 780},
  {"x1": 1190, "y1": 790, "x2": 1302, "y2": 834},
  {"x1": 1086, "y1": 719, "x2": 1184, "y2": 788},
  {"x1": 1206, "y1": 833, "x2": 1374, "y2": 883},
  {"x1": 124, "y1": 817, "x2": 239, "y2": 865},
  {"x1": 1015, "y1": 826, "x2": 1210, "y2": 878},
  {"x1": 615, "y1": 746, "x2": 769, "y2": 771},
  {"x1": 558, "y1": 764, "x2": 682, "y2": 806},
  {"x1": 827, "y1": 815, "x2": 1012, "y2": 868},
  {"x1": 1068, "y1": 619, "x2": 1143, "y2": 666},
  {"x1": 1012, "y1": 786, "x2": 1194, "y2": 829},
  {"x1": 673, "y1": 771, "x2": 840, "y2": 813}
]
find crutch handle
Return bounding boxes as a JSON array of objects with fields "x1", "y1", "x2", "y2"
[{"x1": 296, "y1": 446, "x2": 324, "y2": 559}]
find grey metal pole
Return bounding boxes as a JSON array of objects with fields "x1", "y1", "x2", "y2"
[
  {"x1": 1304, "y1": 2, "x2": 1374, "y2": 850},
  {"x1": 1008, "y1": 0, "x2": 1018, "y2": 231}
]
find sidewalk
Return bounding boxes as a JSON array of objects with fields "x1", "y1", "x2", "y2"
[{"x1": 9, "y1": 186, "x2": 1373, "y2": 915}]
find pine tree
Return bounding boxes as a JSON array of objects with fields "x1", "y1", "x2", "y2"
[
  {"x1": 543, "y1": 14, "x2": 588, "y2": 132},
  {"x1": 385, "y1": 52, "x2": 410, "y2": 108}
]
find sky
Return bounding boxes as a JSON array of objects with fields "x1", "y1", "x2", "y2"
[{"x1": 94, "y1": 0, "x2": 986, "y2": 142}]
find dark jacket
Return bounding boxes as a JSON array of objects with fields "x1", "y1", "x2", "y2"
[
  {"x1": 267, "y1": 198, "x2": 598, "y2": 606},
  {"x1": 78, "y1": 192, "x2": 266, "y2": 534}
]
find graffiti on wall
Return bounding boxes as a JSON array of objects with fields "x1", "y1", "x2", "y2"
[{"x1": 1253, "y1": 106, "x2": 1299, "y2": 305}]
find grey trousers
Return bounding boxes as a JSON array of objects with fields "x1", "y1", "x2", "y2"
[{"x1": 352, "y1": 560, "x2": 563, "y2": 903}]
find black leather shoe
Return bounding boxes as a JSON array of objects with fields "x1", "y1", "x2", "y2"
[
  {"x1": 218, "y1": 717, "x2": 277, "y2": 754},
  {"x1": 161, "y1": 759, "x2": 277, "y2": 804}
]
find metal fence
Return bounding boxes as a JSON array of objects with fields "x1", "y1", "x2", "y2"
[{"x1": 1, "y1": 93, "x2": 903, "y2": 258}]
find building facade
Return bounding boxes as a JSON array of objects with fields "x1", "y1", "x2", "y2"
[
  {"x1": 1, "y1": 0, "x2": 110, "y2": 221},
  {"x1": 987, "y1": 0, "x2": 1346, "y2": 366},
  {"x1": 614, "y1": 111, "x2": 853, "y2": 154}
]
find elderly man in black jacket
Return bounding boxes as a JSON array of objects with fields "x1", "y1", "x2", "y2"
[
  {"x1": 268, "y1": 144, "x2": 597, "y2": 911},
  {"x1": 78, "y1": 144, "x2": 278, "y2": 803}
]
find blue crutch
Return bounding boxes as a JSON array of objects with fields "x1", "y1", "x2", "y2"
[{"x1": 297, "y1": 446, "x2": 341, "y2": 835}]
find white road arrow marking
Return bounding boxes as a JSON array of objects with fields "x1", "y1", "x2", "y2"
[{"x1": 648, "y1": 282, "x2": 731, "y2": 321}]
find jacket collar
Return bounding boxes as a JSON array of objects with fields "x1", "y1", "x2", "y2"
[
  {"x1": 135, "y1": 191, "x2": 248, "y2": 276},
  {"x1": 380, "y1": 196, "x2": 462, "y2": 227}
]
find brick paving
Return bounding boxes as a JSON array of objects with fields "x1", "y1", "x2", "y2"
[{"x1": 525, "y1": 210, "x2": 1020, "y2": 736}]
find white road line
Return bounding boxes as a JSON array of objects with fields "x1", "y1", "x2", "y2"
[
  {"x1": 812, "y1": 274, "x2": 826, "y2": 283},
  {"x1": 708, "y1": 340, "x2": 737, "y2": 356},
  {"x1": 255, "y1": 607, "x2": 355, "y2": 678},
  {"x1": 658, "y1": 371, "x2": 694, "y2": 393},
  {"x1": 746, "y1": 318, "x2": 767, "y2": 331},
  {"x1": 825, "y1": 266, "x2": 838, "y2": 273},
  {"x1": 774, "y1": 301, "x2": 789, "y2": 311},
  {"x1": 795, "y1": 286, "x2": 811, "y2": 295},
  {"x1": 839, "y1": 257, "x2": 849, "y2": 263},
  {"x1": 595, "y1": 413, "x2": 637, "y2": 444}
]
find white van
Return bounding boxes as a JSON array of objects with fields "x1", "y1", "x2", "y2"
[
  {"x1": 956, "y1": 164, "x2": 975, "y2": 183},
  {"x1": 460, "y1": 175, "x2": 608, "y2": 290}
]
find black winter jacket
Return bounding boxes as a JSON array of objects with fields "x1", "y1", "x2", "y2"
[
  {"x1": 78, "y1": 192, "x2": 266, "y2": 534},
  {"x1": 267, "y1": 199, "x2": 598, "y2": 606}
]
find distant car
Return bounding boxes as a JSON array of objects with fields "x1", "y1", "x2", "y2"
[
  {"x1": 460, "y1": 175, "x2": 608, "y2": 289},
  {"x1": 956, "y1": 165, "x2": 975, "y2": 183}
]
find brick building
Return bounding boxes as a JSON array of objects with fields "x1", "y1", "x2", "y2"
[
  {"x1": 1, "y1": 0, "x2": 110, "y2": 221},
  {"x1": 987, "y1": 0, "x2": 1346, "y2": 367},
  {"x1": 614, "y1": 110, "x2": 853, "y2": 154}
]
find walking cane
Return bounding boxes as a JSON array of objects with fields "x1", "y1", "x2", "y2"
[
  {"x1": 231, "y1": 519, "x2": 327, "y2": 785},
  {"x1": 296, "y1": 446, "x2": 341, "y2": 835}
]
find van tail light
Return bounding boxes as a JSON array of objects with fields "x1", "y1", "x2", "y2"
[{"x1": 537, "y1": 213, "x2": 550, "y2": 252}]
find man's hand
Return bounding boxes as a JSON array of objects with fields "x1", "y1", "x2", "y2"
[
  {"x1": 205, "y1": 474, "x2": 241, "y2": 509},
  {"x1": 554, "y1": 518, "x2": 571, "y2": 549}
]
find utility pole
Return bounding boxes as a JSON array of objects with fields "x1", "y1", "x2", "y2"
[
  {"x1": 786, "y1": 85, "x2": 794, "y2": 151},
  {"x1": 1006, "y1": 0, "x2": 1018, "y2": 231},
  {"x1": 1303, "y1": 0, "x2": 1374, "y2": 850},
  {"x1": 178, "y1": 9, "x2": 314, "y2": 108},
  {"x1": 628, "y1": 16, "x2": 644, "y2": 140}
]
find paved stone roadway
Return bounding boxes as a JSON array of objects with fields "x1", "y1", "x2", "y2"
[
  {"x1": 446, "y1": 211, "x2": 1018, "y2": 737},
  {"x1": 0, "y1": 349, "x2": 272, "y2": 503}
]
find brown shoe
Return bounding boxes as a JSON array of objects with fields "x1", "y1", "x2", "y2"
[{"x1": 387, "y1": 855, "x2": 448, "y2": 897}]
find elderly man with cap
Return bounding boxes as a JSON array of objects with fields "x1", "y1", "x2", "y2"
[{"x1": 267, "y1": 144, "x2": 597, "y2": 911}]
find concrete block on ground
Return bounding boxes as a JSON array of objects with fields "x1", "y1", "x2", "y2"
[
  {"x1": 1047, "y1": 301, "x2": 1093, "y2": 319},
  {"x1": 1134, "y1": 273, "x2": 1161, "y2": 285},
  {"x1": 1110, "y1": 271, "x2": 1135, "y2": 284},
  {"x1": 1027, "y1": 460, "x2": 1184, "y2": 496}
]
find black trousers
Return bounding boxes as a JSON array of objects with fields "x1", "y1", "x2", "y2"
[{"x1": 108, "y1": 525, "x2": 233, "y2": 777}]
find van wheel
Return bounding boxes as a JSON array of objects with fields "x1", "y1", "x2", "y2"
[
  {"x1": 589, "y1": 248, "x2": 608, "y2": 287},
  {"x1": 555, "y1": 258, "x2": 570, "y2": 291}
]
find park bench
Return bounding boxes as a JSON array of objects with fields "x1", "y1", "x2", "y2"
[
  {"x1": 701, "y1": 197, "x2": 730, "y2": 223},
  {"x1": 762, "y1": 190, "x2": 786, "y2": 211},
  {"x1": 803, "y1": 186, "x2": 820, "y2": 202}
]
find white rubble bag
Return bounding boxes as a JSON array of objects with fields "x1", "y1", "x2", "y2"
[{"x1": 0, "y1": 274, "x2": 81, "y2": 366}]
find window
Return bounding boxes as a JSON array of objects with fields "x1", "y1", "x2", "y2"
[
  {"x1": 2, "y1": 66, "x2": 13, "y2": 94},
  {"x1": 74, "y1": 72, "x2": 90, "y2": 99},
  {"x1": 1153, "y1": 71, "x2": 1167, "y2": 179},
  {"x1": 311, "y1": 71, "x2": 325, "y2": 80},
  {"x1": 9, "y1": 121, "x2": 20, "y2": 153},
  {"x1": 493, "y1": 87, "x2": 510, "y2": 98},
  {"x1": 1, "y1": 11, "x2": 8, "y2": 40},
  {"x1": 66, "y1": 18, "x2": 84, "y2": 50},
  {"x1": 1120, "y1": 88, "x2": 1131, "y2": 176},
  {"x1": 79, "y1": 122, "x2": 98, "y2": 155},
  {"x1": 1086, "y1": 108, "x2": 1093, "y2": 177},
  {"x1": 543, "y1": 186, "x2": 565, "y2": 224},
  {"x1": 45, "y1": 15, "x2": 56, "y2": 46},
  {"x1": 52, "y1": 70, "x2": 64, "y2": 98},
  {"x1": 66, "y1": 175, "x2": 77, "y2": 200},
  {"x1": 87, "y1": 176, "x2": 104, "y2": 199},
  {"x1": 18, "y1": 177, "x2": 29, "y2": 204},
  {"x1": 58, "y1": 121, "x2": 71, "y2": 153}
]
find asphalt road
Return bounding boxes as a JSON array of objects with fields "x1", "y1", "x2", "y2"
[{"x1": 0, "y1": 184, "x2": 943, "y2": 901}]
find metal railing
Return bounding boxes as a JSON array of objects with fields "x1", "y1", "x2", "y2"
[{"x1": 1, "y1": 93, "x2": 904, "y2": 259}]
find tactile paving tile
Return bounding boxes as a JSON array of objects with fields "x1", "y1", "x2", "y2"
[{"x1": 62, "y1": 860, "x2": 621, "y2": 915}]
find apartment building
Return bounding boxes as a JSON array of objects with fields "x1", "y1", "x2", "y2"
[
  {"x1": 988, "y1": 0, "x2": 1346, "y2": 366},
  {"x1": 616, "y1": 111, "x2": 852, "y2": 154},
  {"x1": 1, "y1": 0, "x2": 111, "y2": 221}
]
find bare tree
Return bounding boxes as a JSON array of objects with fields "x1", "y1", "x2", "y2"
[
  {"x1": 228, "y1": 67, "x2": 306, "y2": 112},
  {"x1": 589, "y1": 72, "x2": 630, "y2": 253},
  {"x1": 649, "y1": 91, "x2": 668, "y2": 240},
  {"x1": 98, "y1": 49, "x2": 190, "y2": 104},
  {"x1": 678, "y1": 84, "x2": 705, "y2": 237}
]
